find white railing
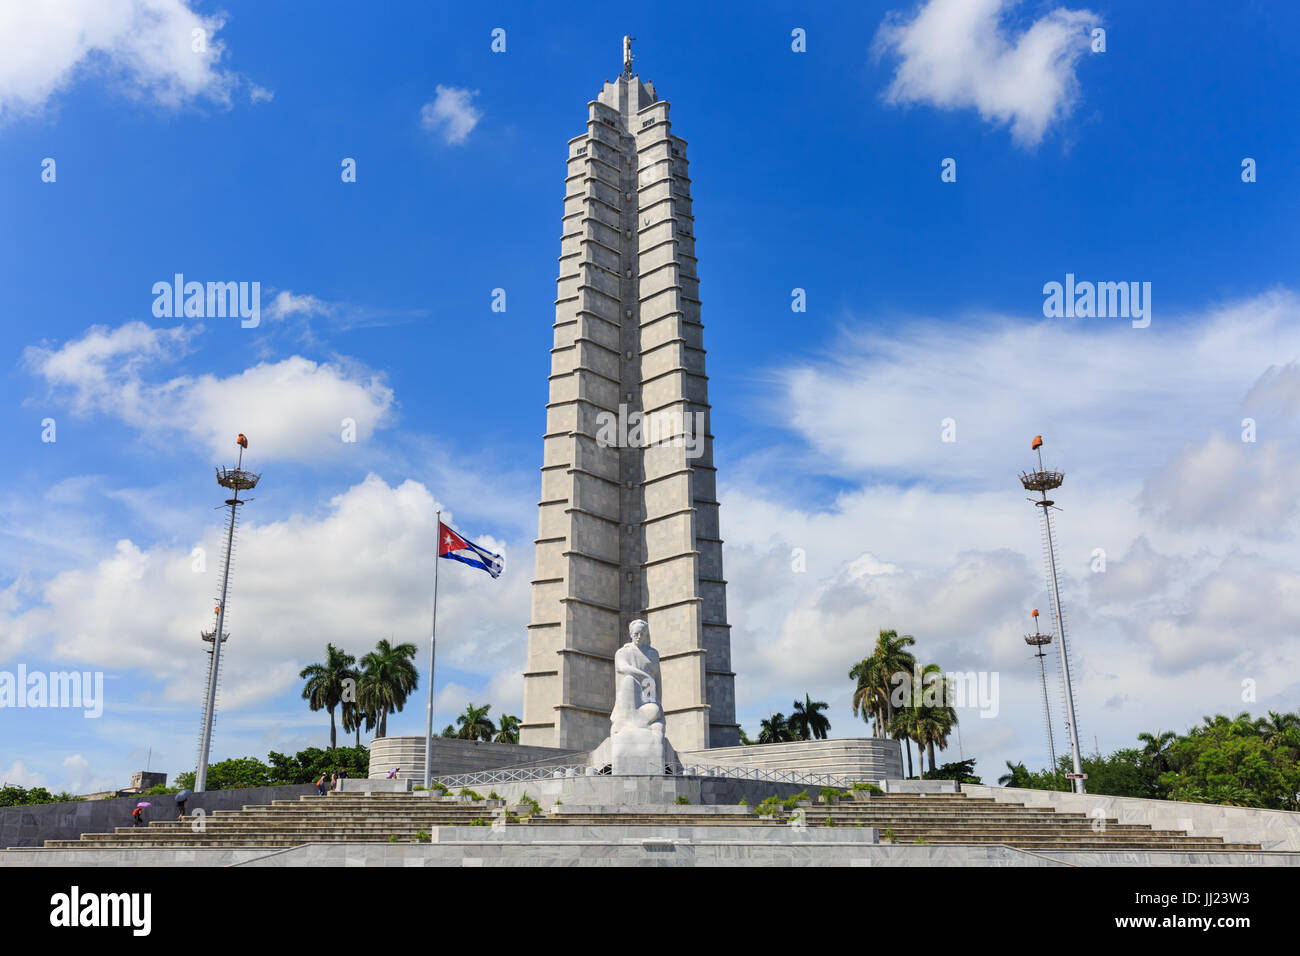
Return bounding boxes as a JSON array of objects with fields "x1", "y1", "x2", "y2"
[
  {"x1": 435, "y1": 765, "x2": 594, "y2": 788},
  {"x1": 435, "y1": 763, "x2": 855, "y2": 791},
  {"x1": 680, "y1": 764, "x2": 855, "y2": 789}
]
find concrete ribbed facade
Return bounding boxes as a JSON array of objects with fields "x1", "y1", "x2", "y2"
[{"x1": 521, "y1": 69, "x2": 736, "y2": 754}]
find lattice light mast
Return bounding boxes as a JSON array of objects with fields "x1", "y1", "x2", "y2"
[
  {"x1": 196, "y1": 610, "x2": 230, "y2": 764},
  {"x1": 1018, "y1": 435, "x2": 1085, "y2": 793},
  {"x1": 1023, "y1": 608, "x2": 1058, "y2": 774},
  {"x1": 195, "y1": 433, "x2": 260, "y2": 793}
]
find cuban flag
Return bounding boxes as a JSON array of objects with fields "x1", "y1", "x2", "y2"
[{"x1": 438, "y1": 521, "x2": 504, "y2": 579}]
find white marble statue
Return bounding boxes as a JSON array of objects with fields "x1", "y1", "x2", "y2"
[
  {"x1": 590, "y1": 619, "x2": 678, "y2": 774},
  {"x1": 611, "y1": 619, "x2": 664, "y2": 735}
]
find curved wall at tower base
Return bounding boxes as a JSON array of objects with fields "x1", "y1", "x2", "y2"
[
  {"x1": 368, "y1": 737, "x2": 580, "y2": 781},
  {"x1": 679, "y1": 738, "x2": 904, "y2": 781}
]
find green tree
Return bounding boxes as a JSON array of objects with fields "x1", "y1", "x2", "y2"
[
  {"x1": 999, "y1": 707, "x2": 1300, "y2": 809},
  {"x1": 455, "y1": 702, "x2": 496, "y2": 741},
  {"x1": 267, "y1": 745, "x2": 370, "y2": 785},
  {"x1": 850, "y1": 629, "x2": 916, "y2": 739},
  {"x1": 997, "y1": 761, "x2": 1031, "y2": 788},
  {"x1": 758, "y1": 712, "x2": 797, "y2": 743},
  {"x1": 0, "y1": 785, "x2": 65, "y2": 807},
  {"x1": 357, "y1": 638, "x2": 419, "y2": 738},
  {"x1": 789, "y1": 693, "x2": 831, "y2": 740},
  {"x1": 298, "y1": 643, "x2": 358, "y2": 749},
  {"x1": 493, "y1": 714, "x2": 520, "y2": 744},
  {"x1": 1136, "y1": 729, "x2": 1176, "y2": 775},
  {"x1": 888, "y1": 707, "x2": 919, "y2": 778},
  {"x1": 175, "y1": 756, "x2": 272, "y2": 791},
  {"x1": 1257, "y1": 710, "x2": 1300, "y2": 750},
  {"x1": 341, "y1": 697, "x2": 374, "y2": 748},
  {"x1": 908, "y1": 664, "x2": 958, "y2": 774},
  {"x1": 924, "y1": 758, "x2": 980, "y2": 784}
]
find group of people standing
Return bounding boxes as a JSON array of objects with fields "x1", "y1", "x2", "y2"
[{"x1": 315, "y1": 770, "x2": 348, "y2": 796}]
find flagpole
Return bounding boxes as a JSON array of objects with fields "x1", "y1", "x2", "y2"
[{"x1": 423, "y1": 509, "x2": 441, "y2": 790}]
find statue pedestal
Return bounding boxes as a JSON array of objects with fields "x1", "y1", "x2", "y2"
[{"x1": 590, "y1": 728, "x2": 679, "y2": 776}]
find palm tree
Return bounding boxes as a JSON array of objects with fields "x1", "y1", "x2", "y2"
[
  {"x1": 1136, "y1": 729, "x2": 1176, "y2": 773},
  {"x1": 758, "y1": 712, "x2": 797, "y2": 743},
  {"x1": 340, "y1": 698, "x2": 374, "y2": 747},
  {"x1": 888, "y1": 708, "x2": 920, "y2": 778},
  {"x1": 998, "y1": 761, "x2": 1030, "y2": 787},
  {"x1": 849, "y1": 656, "x2": 888, "y2": 735},
  {"x1": 440, "y1": 724, "x2": 457, "y2": 738},
  {"x1": 494, "y1": 714, "x2": 520, "y2": 744},
  {"x1": 789, "y1": 693, "x2": 832, "y2": 741},
  {"x1": 849, "y1": 629, "x2": 917, "y2": 738},
  {"x1": 456, "y1": 702, "x2": 496, "y2": 741},
  {"x1": 911, "y1": 666, "x2": 958, "y2": 774},
  {"x1": 357, "y1": 638, "x2": 419, "y2": 738},
  {"x1": 1257, "y1": 710, "x2": 1300, "y2": 749},
  {"x1": 299, "y1": 644, "x2": 358, "y2": 748}
]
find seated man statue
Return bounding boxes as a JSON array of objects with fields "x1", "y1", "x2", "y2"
[
  {"x1": 610, "y1": 619, "x2": 664, "y2": 736},
  {"x1": 589, "y1": 619, "x2": 678, "y2": 774}
]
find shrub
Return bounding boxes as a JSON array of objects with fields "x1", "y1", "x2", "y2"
[
  {"x1": 851, "y1": 782, "x2": 884, "y2": 794},
  {"x1": 415, "y1": 828, "x2": 430, "y2": 842},
  {"x1": 675, "y1": 795, "x2": 690, "y2": 805},
  {"x1": 780, "y1": 790, "x2": 810, "y2": 811}
]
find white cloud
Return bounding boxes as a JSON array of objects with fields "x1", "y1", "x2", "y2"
[
  {"x1": 875, "y1": 0, "x2": 1099, "y2": 146},
  {"x1": 24, "y1": 321, "x2": 395, "y2": 462},
  {"x1": 0, "y1": 760, "x2": 46, "y2": 789},
  {"x1": 55, "y1": 753, "x2": 115, "y2": 794},
  {"x1": 0, "y1": 0, "x2": 256, "y2": 122},
  {"x1": 264, "y1": 290, "x2": 333, "y2": 321},
  {"x1": 420, "y1": 85, "x2": 482, "y2": 145},
  {"x1": 0, "y1": 475, "x2": 529, "y2": 718},
  {"x1": 774, "y1": 291, "x2": 1300, "y2": 490},
  {"x1": 716, "y1": 289, "x2": 1300, "y2": 776}
]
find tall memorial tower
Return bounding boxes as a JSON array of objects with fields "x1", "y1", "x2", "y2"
[{"x1": 521, "y1": 40, "x2": 738, "y2": 754}]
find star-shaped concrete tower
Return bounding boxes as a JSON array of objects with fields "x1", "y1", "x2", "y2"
[{"x1": 521, "y1": 41, "x2": 737, "y2": 753}]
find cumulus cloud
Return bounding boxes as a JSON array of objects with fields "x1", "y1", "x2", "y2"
[
  {"x1": 420, "y1": 85, "x2": 482, "y2": 145},
  {"x1": 0, "y1": 0, "x2": 261, "y2": 122},
  {"x1": 775, "y1": 290, "x2": 1300, "y2": 490},
  {"x1": 0, "y1": 475, "x2": 528, "y2": 714},
  {"x1": 716, "y1": 289, "x2": 1300, "y2": 772},
  {"x1": 1140, "y1": 433, "x2": 1300, "y2": 535},
  {"x1": 0, "y1": 760, "x2": 46, "y2": 788},
  {"x1": 875, "y1": 0, "x2": 1099, "y2": 146},
  {"x1": 24, "y1": 321, "x2": 395, "y2": 462}
]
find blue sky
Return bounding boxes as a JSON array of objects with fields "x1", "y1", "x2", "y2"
[{"x1": 2, "y1": 0, "x2": 1298, "y2": 793}]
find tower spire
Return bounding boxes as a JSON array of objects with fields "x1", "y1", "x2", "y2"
[{"x1": 623, "y1": 35, "x2": 636, "y2": 75}]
